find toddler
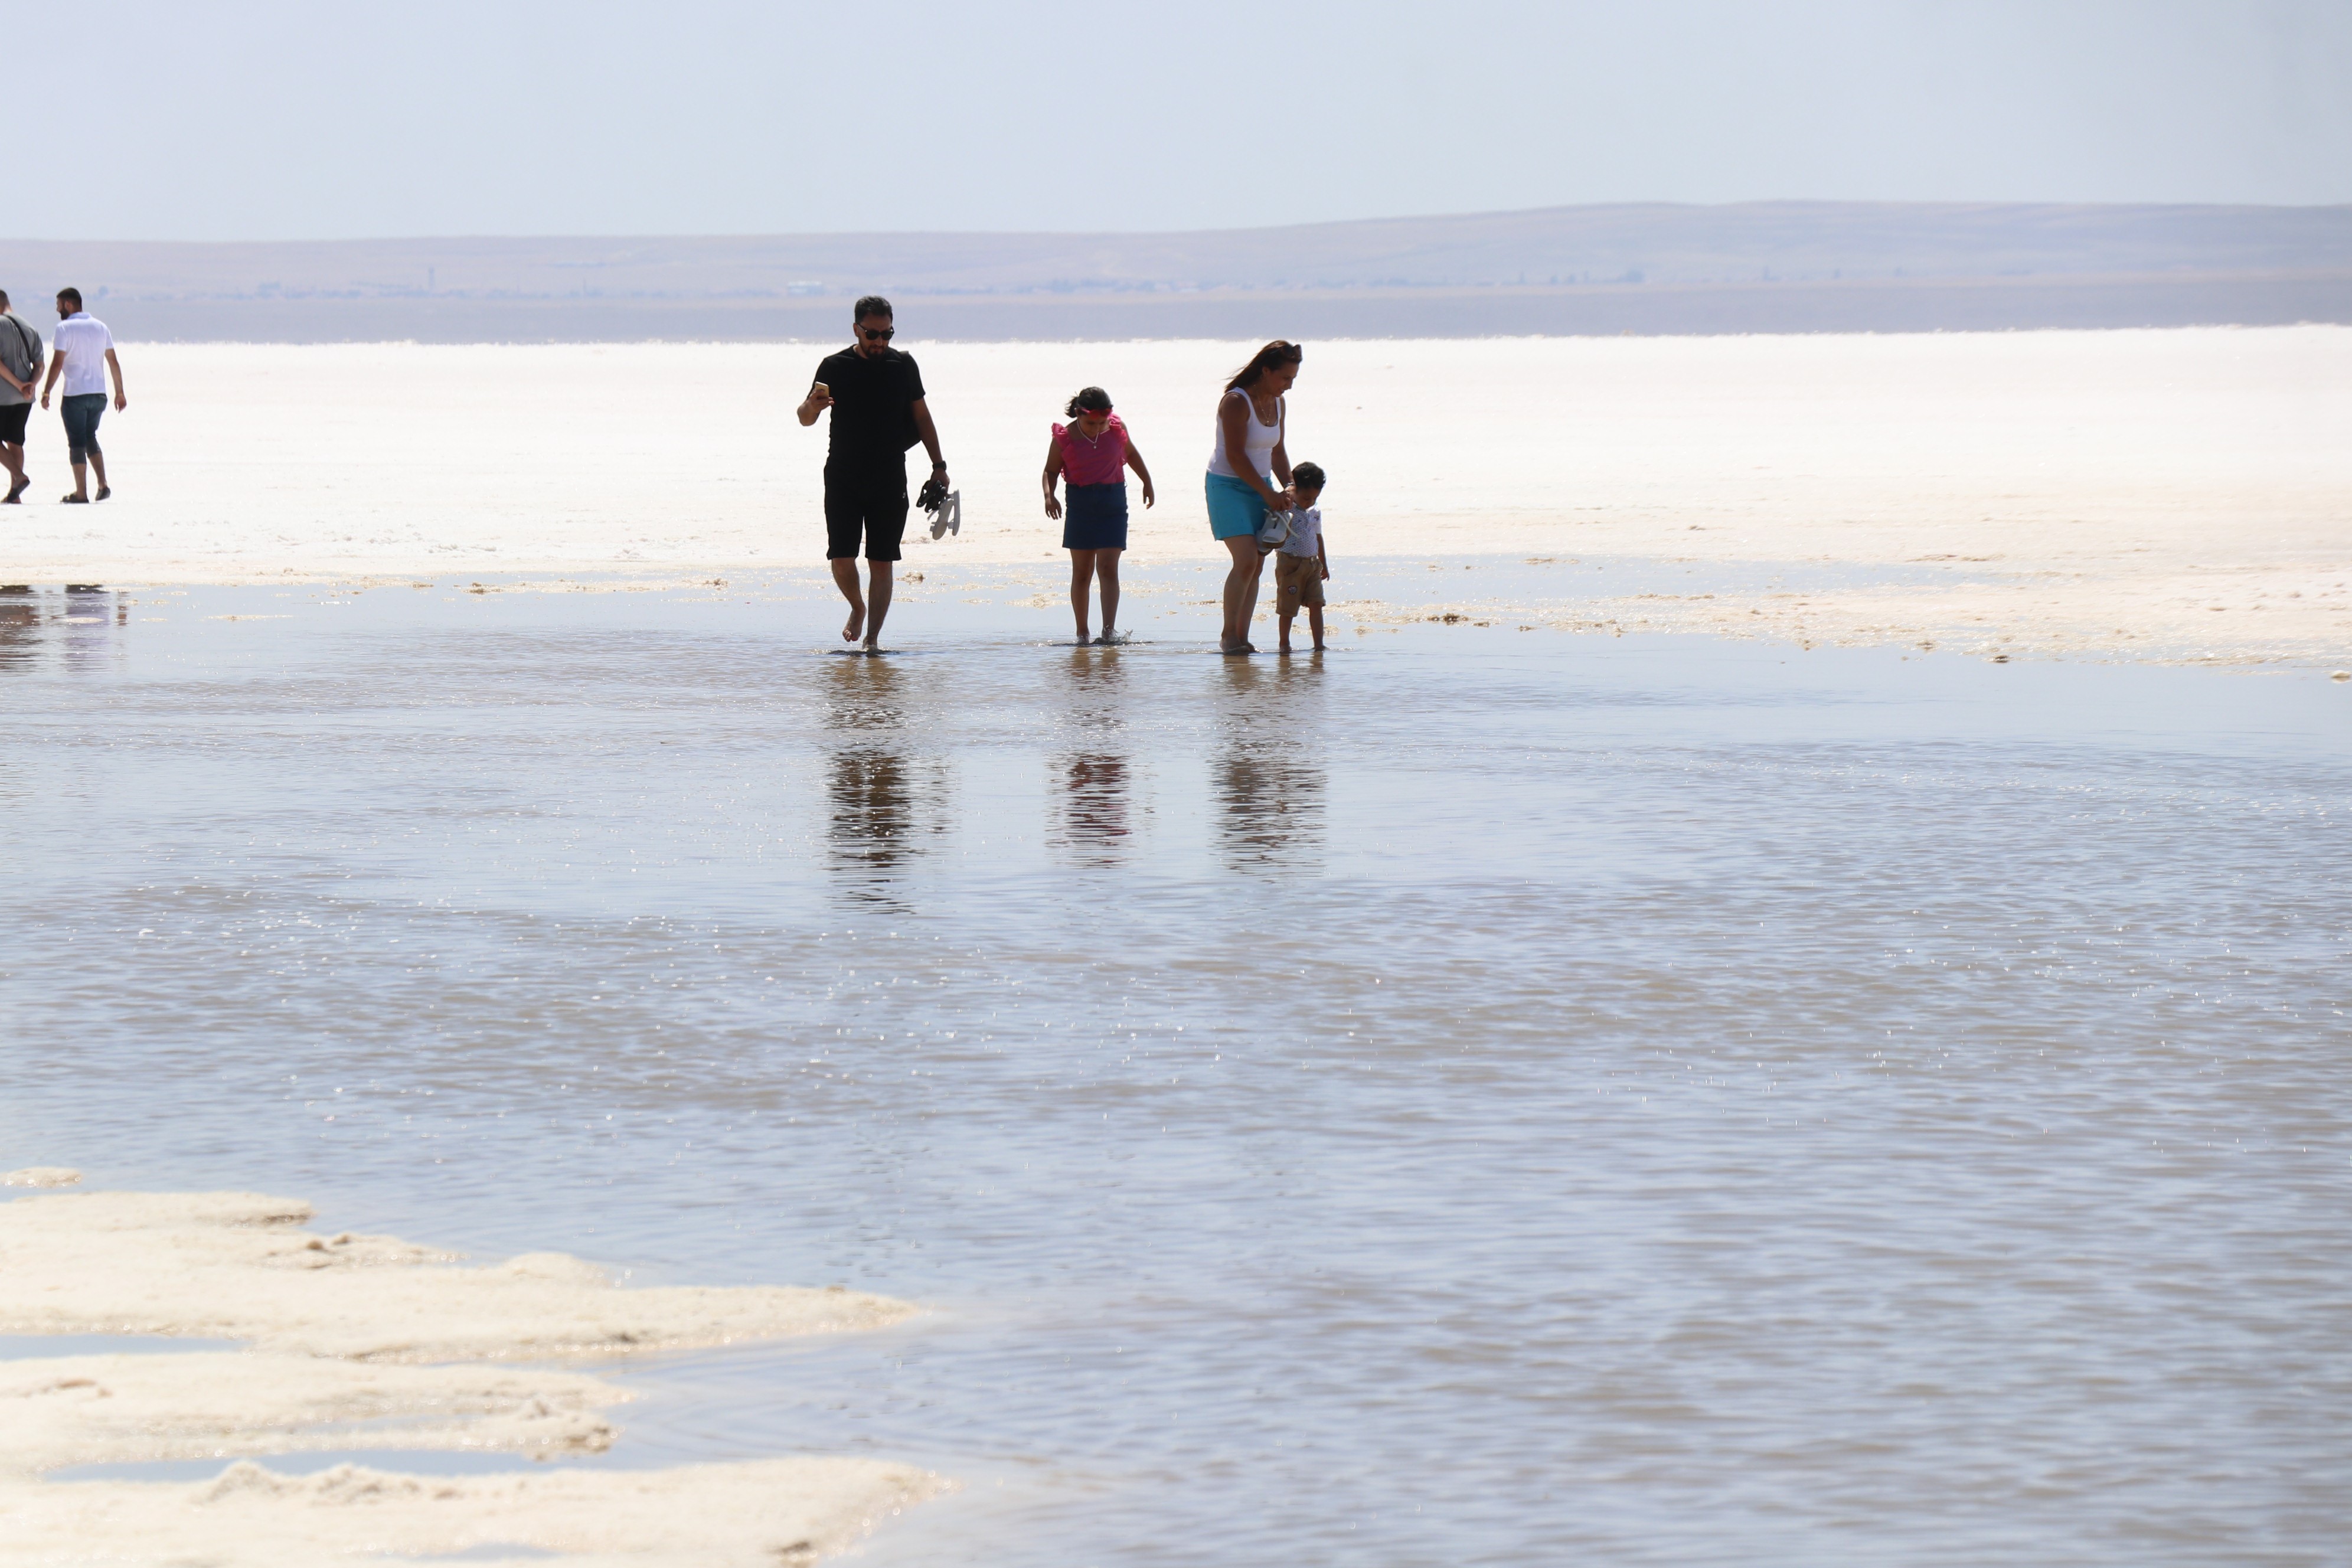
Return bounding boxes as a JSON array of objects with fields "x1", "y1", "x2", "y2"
[{"x1": 1273, "y1": 462, "x2": 1328, "y2": 654}]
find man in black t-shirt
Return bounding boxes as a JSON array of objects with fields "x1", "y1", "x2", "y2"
[{"x1": 798, "y1": 295, "x2": 950, "y2": 652}]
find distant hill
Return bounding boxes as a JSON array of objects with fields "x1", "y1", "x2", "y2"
[{"x1": 5, "y1": 202, "x2": 2346, "y2": 341}]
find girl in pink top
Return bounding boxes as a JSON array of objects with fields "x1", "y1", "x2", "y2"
[{"x1": 1043, "y1": 386, "x2": 1156, "y2": 645}]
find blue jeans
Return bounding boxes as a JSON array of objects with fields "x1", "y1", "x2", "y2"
[{"x1": 61, "y1": 393, "x2": 104, "y2": 462}]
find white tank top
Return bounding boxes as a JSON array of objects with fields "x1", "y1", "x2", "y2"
[{"x1": 1207, "y1": 387, "x2": 1283, "y2": 480}]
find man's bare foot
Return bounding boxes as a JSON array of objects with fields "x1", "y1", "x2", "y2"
[
  {"x1": 842, "y1": 605, "x2": 865, "y2": 643},
  {"x1": 861, "y1": 633, "x2": 882, "y2": 655},
  {"x1": 1278, "y1": 642, "x2": 1293, "y2": 654}
]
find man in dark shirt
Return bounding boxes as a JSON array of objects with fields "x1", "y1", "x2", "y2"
[{"x1": 798, "y1": 295, "x2": 949, "y2": 652}]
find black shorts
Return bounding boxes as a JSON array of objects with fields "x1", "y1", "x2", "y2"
[
  {"x1": 824, "y1": 463, "x2": 909, "y2": 561},
  {"x1": 0, "y1": 403, "x2": 26, "y2": 445}
]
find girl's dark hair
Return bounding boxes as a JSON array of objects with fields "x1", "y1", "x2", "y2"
[
  {"x1": 1065, "y1": 386, "x2": 1112, "y2": 418},
  {"x1": 1225, "y1": 339, "x2": 1303, "y2": 392},
  {"x1": 1291, "y1": 462, "x2": 1327, "y2": 492}
]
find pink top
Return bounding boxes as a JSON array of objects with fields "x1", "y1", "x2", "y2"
[{"x1": 1053, "y1": 413, "x2": 1129, "y2": 488}]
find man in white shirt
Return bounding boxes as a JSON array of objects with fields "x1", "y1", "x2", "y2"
[
  {"x1": 0, "y1": 289, "x2": 43, "y2": 504},
  {"x1": 38, "y1": 287, "x2": 126, "y2": 503}
]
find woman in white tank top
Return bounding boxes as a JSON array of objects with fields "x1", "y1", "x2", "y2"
[{"x1": 1204, "y1": 340, "x2": 1302, "y2": 654}]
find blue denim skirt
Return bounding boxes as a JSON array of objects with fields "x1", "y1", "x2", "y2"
[{"x1": 1062, "y1": 482, "x2": 1129, "y2": 550}]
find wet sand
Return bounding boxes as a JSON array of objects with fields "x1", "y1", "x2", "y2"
[
  {"x1": 0, "y1": 1173, "x2": 939, "y2": 1566},
  {"x1": 1, "y1": 327, "x2": 2344, "y2": 665}
]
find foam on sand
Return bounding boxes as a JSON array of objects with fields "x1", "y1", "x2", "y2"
[
  {"x1": 0, "y1": 1188, "x2": 909, "y2": 1360},
  {"x1": 1, "y1": 1351, "x2": 625, "y2": 1469},
  {"x1": 3, "y1": 1168, "x2": 83, "y2": 1188},
  {"x1": 0, "y1": 1185, "x2": 942, "y2": 1565},
  {"x1": 3, "y1": 1458, "x2": 939, "y2": 1568}
]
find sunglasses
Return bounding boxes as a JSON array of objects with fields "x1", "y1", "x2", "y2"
[{"x1": 860, "y1": 327, "x2": 895, "y2": 341}]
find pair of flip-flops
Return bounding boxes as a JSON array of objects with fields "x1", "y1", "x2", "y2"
[
  {"x1": 917, "y1": 478, "x2": 959, "y2": 540},
  {"x1": 57, "y1": 486, "x2": 108, "y2": 504}
]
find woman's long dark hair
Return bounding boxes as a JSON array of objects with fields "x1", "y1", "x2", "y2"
[{"x1": 1226, "y1": 340, "x2": 1303, "y2": 392}]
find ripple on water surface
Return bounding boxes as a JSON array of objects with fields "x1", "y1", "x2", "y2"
[{"x1": 2, "y1": 579, "x2": 2347, "y2": 1567}]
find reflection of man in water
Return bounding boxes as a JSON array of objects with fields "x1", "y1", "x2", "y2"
[
  {"x1": 58, "y1": 587, "x2": 125, "y2": 672},
  {"x1": 822, "y1": 656, "x2": 943, "y2": 890},
  {"x1": 796, "y1": 295, "x2": 950, "y2": 654},
  {"x1": 0, "y1": 586, "x2": 35, "y2": 671},
  {"x1": 828, "y1": 749, "x2": 917, "y2": 874}
]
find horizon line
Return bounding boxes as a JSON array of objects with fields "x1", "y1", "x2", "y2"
[{"x1": 8, "y1": 197, "x2": 2351, "y2": 249}]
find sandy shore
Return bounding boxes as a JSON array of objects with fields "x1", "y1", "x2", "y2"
[
  {"x1": 0, "y1": 327, "x2": 2344, "y2": 664},
  {"x1": 0, "y1": 1173, "x2": 941, "y2": 1566}
]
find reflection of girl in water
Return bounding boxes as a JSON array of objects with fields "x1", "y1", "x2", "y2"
[{"x1": 1043, "y1": 386, "x2": 1155, "y2": 645}]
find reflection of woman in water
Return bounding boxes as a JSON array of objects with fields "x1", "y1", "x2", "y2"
[
  {"x1": 1043, "y1": 386, "x2": 1155, "y2": 645},
  {"x1": 1204, "y1": 342, "x2": 1301, "y2": 654}
]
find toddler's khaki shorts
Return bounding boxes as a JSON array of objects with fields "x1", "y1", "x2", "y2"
[{"x1": 1274, "y1": 551, "x2": 1325, "y2": 612}]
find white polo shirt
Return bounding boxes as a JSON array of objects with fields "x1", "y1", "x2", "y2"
[
  {"x1": 1278, "y1": 504, "x2": 1322, "y2": 558},
  {"x1": 51, "y1": 313, "x2": 114, "y2": 397}
]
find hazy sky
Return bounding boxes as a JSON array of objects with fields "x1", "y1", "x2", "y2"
[{"x1": 25, "y1": 0, "x2": 2352, "y2": 239}]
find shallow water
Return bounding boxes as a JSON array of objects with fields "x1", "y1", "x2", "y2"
[{"x1": 4, "y1": 575, "x2": 2348, "y2": 1566}]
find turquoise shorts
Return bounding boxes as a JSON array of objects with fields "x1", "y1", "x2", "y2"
[{"x1": 1205, "y1": 471, "x2": 1268, "y2": 541}]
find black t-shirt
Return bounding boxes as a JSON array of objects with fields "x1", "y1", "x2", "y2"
[{"x1": 814, "y1": 345, "x2": 925, "y2": 470}]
